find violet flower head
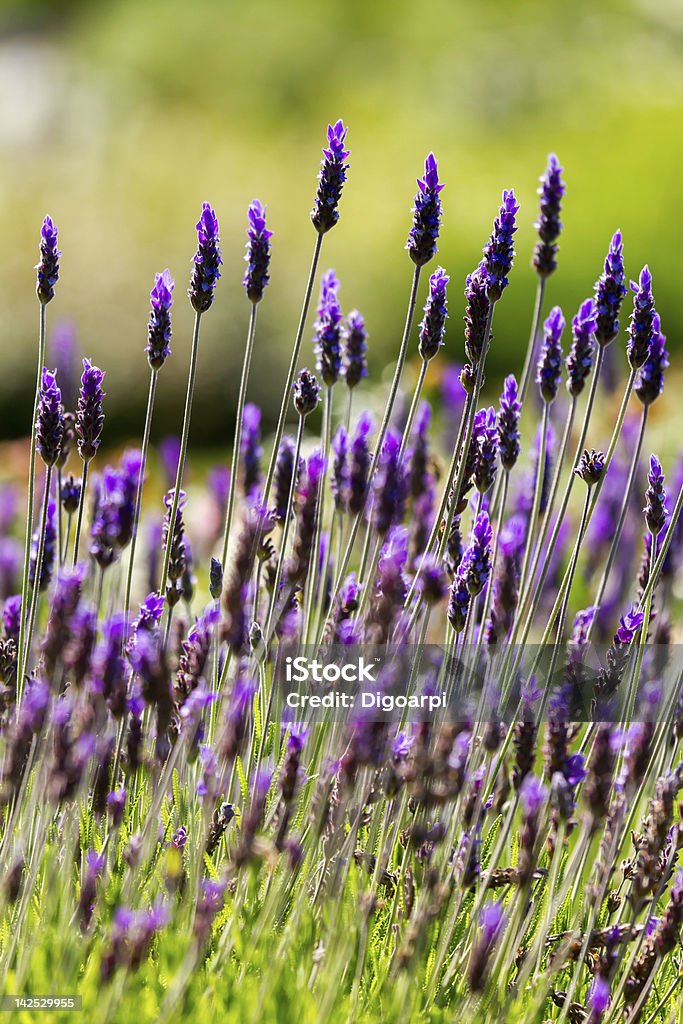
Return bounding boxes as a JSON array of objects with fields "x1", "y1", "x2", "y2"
[
  {"x1": 60, "y1": 475, "x2": 81, "y2": 516},
  {"x1": 243, "y1": 199, "x2": 272, "y2": 304},
  {"x1": 146, "y1": 269, "x2": 174, "y2": 370},
  {"x1": 209, "y1": 556, "x2": 223, "y2": 601},
  {"x1": 314, "y1": 269, "x2": 343, "y2": 387},
  {"x1": 348, "y1": 412, "x2": 373, "y2": 515},
  {"x1": 418, "y1": 266, "x2": 449, "y2": 362},
  {"x1": 331, "y1": 425, "x2": 349, "y2": 512},
  {"x1": 416, "y1": 553, "x2": 448, "y2": 605},
  {"x1": 273, "y1": 435, "x2": 300, "y2": 523},
  {"x1": 635, "y1": 313, "x2": 669, "y2": 406},
  {"x1": 497, "y1": 374, "x2": 521, "y2": 471},
  {"x1": 594, "y1": 230, "x2": 627, "y2": 346},
  {"x1": 536, "y1": 306, "x2": 565, "y2": 403},
  {"x1": 644, "y1": 454, "x2": 668, "y2": 538},
  {"x1": 372, "y1": 432, "x2": 407, "y2": 537},
  {"x1": 342, "y1": 310, "x2": 368, "y2": 389},
  {"x1": 406, "y1": 153, "x2": 444, "y2": 267},
  {"x1": 29, "y1": 501, "x2": 56, "y2": 592},
  {"x1": 292, "y1": 368, "x2": 321, "y2": 418},
  {"x1": 463, "y1": 511, "x2": 493, "y2": 597},
  {"x1": 463, "y1": 261, "x2": 491, "y2": 366},
  {"x1": 189, "y1": 202, "x2": 222, "y2": 314},
  {"x1": 36, "y1": 215, "x2": 61, "y2": 304},
  {"x1": 311, "y1": 119, "x2": 350, "y2": 235},
  {"x1": 587, "y1": 977, "x2": 610, "y2": 1020},
  {"x1": 468, "y1": 900, "x2": 506, "y2": 993},
  {"x1": 566, "y1": 298, "x2": 597, "y2": 398},
  {"x1": 76, "y1": 359, "x2": 105, "y2": 462},
  {"x1": 575, "y1": 448, "x2": 605, "y2": 487},
  {"x1": 241, "y1": 403, "x2": 262, "y2": 499},
  {"x1": 533, "y1": 153, "x2": 565, "y2": 278},
  {"x1": 483, "y1": 189, "x2": 519, "y2": 302},
  {"x1": 36, "y1": 367, "x2": 64, "y2": 467},
  {"x1": 3, "y1": 595, "x2": 21, "y2": 642},
  {"x1": 162, "y1": 488, "x2": 188, "y2": 606},
  {"x1": 473, "y1": 406, "x2": 498, "y2": 495},
  {"x1": 616, "y1": 604, "x2": 645, "y2": 646},
  {"x1": 627, "y1": 265, "x2": 655, "y2": 371}
]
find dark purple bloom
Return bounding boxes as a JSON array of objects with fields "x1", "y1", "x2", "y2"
[
  {"x1": 348, "y1": 412, "x2": 373, "y2": 515},
  {"x1": 314, "y1": 269, "x2": 343, "y2": 386},
  {"x1": 575, "y1": 448, "x2": 605, "y2": 487},
  {"x1": 76, "y1": 359, "x2": 105, "y2": 462},
  {"x1": 175, "y1": 606, "x2": 219, "y2": 706},
  {"x1": 483, "y1": 190, "x2": 519, "y2": 302},
  {"x1": 406, "y1": 401, "x2": 431, "y2": 498},
  {"x1": 158, "y1": 436, "x2": 180, "y2": 488},
  {"x1": 241, "y1": 403, "x2": 262, "y2": 499},
  {"x1": 162, "y1": 488, "x2": 188, "y2": 607},
  {"x1": 209, "y1": 557, "x2": 223, "y2": 601},
  {"x1": 486, "y1": 515, "x2": 523, "y2": 645},
  {"x1": 587, "y1": 977, "x2": 610, "y2": 1020},
  {"x1": 473, "y1": 406, "x2": 498, "y2": 494},
  {"x1": 311, "y1": 120, "x2": 350, "y2": 234},
  {"x1": 146, "y1": 269, "x2": 174, "y2": 370},
  {"x1": 194, "y1": 877, "x2": 226, "y2": 945},
  {"x1": 616, "y1": 604, "x2": 645, "y2": 645},
  {"x1": 189, "y1": 202, "x2": 222, "y2": 314},
  {"x1": 406, "y1": 153, "x2": 444, "y2": 267},
  {"x1": 644, "y1": 454, "x2": 668, "y2": 538},
  {"x1": 416, "y1": 553, "x2": 448, "y2": 604},
  {"x1": 107, "y1": 789, "x2": 127, "y2": 827},
  {"x1": 468, "y1": 900, "x2": 506, "y2": 992},
  {"x1": 243, "y1": 199, "x2": 272, "y2": 303},
  {"x1": 342, "y1": 310, "x2": 368, "y2": 389},
  {"x1": 594, "y1": 230, "x2": 627, "y2": 346},
  {"x1": 29, "y1": 500, "x2": 56, "y2": 592},
  {"x1": 372, "y1": 432, "x2": 407, "y2": 536},
  {"x1": 286, "y1": 450, "x2": 327, "y2": 586},
  {"x1": 461, "y1": 511, "x2": 493, "y2": 597},
  {"x1": 566, "y1": 298, "x2": 597, "y2": 397},
  {"x1": 3, "y1": 595, "x2": 21, "y2": 642},
  {"x1": 627, "y1": 265, "x2": 655, "y2": 371},
  {"x1": 536, "y1": 306, "x2": 565, "y2": 403},
  {"x1": 418, "y1": 266, "x2": 449, "y2": 362},
  {"x1": 36, "y1": 367, "x2": 64, "y2": 467},
  {"x1": 36, "y1": 215, "x2": 61, "y2": 304},
  {"x1": 60, "y1": 474, "x2": 81, "y2": 515},
  {"x1": 463, "y1": 261, "x2": 491, "y2": 366},
  {"x1": 635, "y1": 313, "x2": 669, "y2": 406},
  {"x1": 533, "y1": 153, "x2": 565, "y2": 278},
  {"x1": 273, "y1": 435, "x2": 301, "y2": 523},
  {"x1": 292, "y1": 368, "x2": 321, "y2": 418},
  {"x1": 331, "y1": 425, "x2": 349, "y2": 512},
  {"x1": 497, "y1": 374, "x2": 521, "y2": 471},
  {"x1": 93, "y1": 614, "x2": 128, "y2": 717}
]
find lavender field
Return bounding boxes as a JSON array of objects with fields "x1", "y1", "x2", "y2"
[{"x1": 0, "y1": 121, "x2": 682, "y2": 1023}]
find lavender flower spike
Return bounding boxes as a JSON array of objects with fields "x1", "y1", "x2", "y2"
[
  {"x1": 342, "y1": 310, "x2": 368, "y2": 389},
  {"x1": 635, "y1": 313, "x2": 669, "y2": 406},
  {"x1": 372, "y1": 432, "x2": 407, "y2": 537},
  {"x1": 566, "y1": 298, "x2": 597, "y2": 397},
  {"x1": 483, "y1": 189, "x2": 519, "y2": 302},
  {"x1": 36, "y1": 215, "x2": 61, "y2": 304},
  {"x1": 594, "y1": 230, "x2": 627, "y2": 346},
  {"x1": 189, "y1": 202, "x2": 222, "y2": 314},
  {"x1": 627, "y1": 265, "x2": 655, "y2": 371},
  {"x1": 644, "y1": 454, "x2": 668, "y2": 538},
  {"x1": 418, "y1": 267, "x2": 449, "y2": 362},
  {"x1": 533, "y1": 153, "x2": 565, "y2": 278},
  {"x1": 575, "y1": 448, "x2": 605, "y2": 487},
  {"x1": 497, "y1": 374, "x2": 521, "y2": 471},
  {"x1": 146, "y1": 269, "x2": 174, "y2": 370},
  {"x1": 447, "y1": 563, "x2": 470, "y2": 632},
  {"x1": 406, "y1": 153, "x2": 444, "y2": 267},
  {"x1": 36, "y1": 368, "x2": 64, "y2": 467},
  {"x1": 463, "y1": 511, "x2": 493, "y2": 596},
  {"x1": 536, "y1": 306, "x2": 565, "y2": 403},
  {"x1": 463, "y1": 261, "x2": 491, "y2": 366},
  {"x1": 311, "y1": 120, "x2": 350, "y2": 234},
  {"x1": 243, "y1": 199, "x2": 272, "y2": 303},
  {"x1": 76, "y1": 359, "x2": 105, "y2": 462},
  {"x1": 314, "y1": 270, "x2": 343, "y2": 386},
  {"x1": 293, "y1": 368, "x2": 321, "y2": 418}
]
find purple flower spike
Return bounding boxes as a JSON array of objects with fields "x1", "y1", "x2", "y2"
[
  {"x1": 566, "y1": 298, "x2": 597, "y2": 397},
  {"x1": 627, "y1": 265, "x2": 655, "y2": 371},
  {"x1": 189, "y1": 202, "x2": 222, "y2": 314},
  {"x1": 76, "y1": 359, "x2": 105, "y2": 463},
  {"x1": 243, "y1": 199, "x2": 272, "y2": 303},
  {"x1": 575, "y1": 448, "x2": 605, "y2": 487},
  {"x1": 635, "y1": 313, "x2": 669, "y2": 406},
  {"x1": 406, "y1": 153, "x2": 444, "y2": 267},
  {"x1": 462, "y1": 511, "x2": 493, "y2": 597},
  {"x1": 372, "y1": 432, "x2": 407, "y2": 536},
  {"x1": 447, "y1": 563, "x2": 470, "y2": 632},
  {"x1": 36, "y1": 215, "x2": 61, "y2": 304},
  {"x1": 314, "y1": 270, "x2": 343, "y2": 386},
  {"x1": 497, "y1": 374, "x2": 521, "y2": 471},
  {"x1": 536, "y1": 306, "x2": 565, "y2": 403},
  {"x1": 311, "y1": 120, "x2": 350, "y2": 234},
  {"x1": 418, "y1": 266, "x2": 449, "y2": 362},
  {"x1": 331, "y1": 425, "x2": 349, "y2": 512},
  {"x1": 36, "y1": 367, "x2": 64, "y2": 467},
  {"x1": 147, "y1": 269, "x2": 174, "y2": 370},
  {"x1": 241, "y1": 403, "x2": 263, "y2": 499},
  {"x1": 468, "y1": 899, "x2": 506, "y2": 992},
  {"x1": 483, "y1": 189, "x2": 519, "y2": 302},
  {"x1": 3, "y1": 595, "x2": 21, "y2": 642},
  {"x1": 273, "y1": 436, "x2": 301, "y2": 523},
  {"x1": 533, "y1": 153, "x2": 565, "y2": 278},
  {"x1": 463, "y1": 261, "x2": 491, "y2": 366},
  {"x1": 594, "y1": 230, "x2": 627, "y2": 347},
  {"x1": 29, "y1": 501, "x2": 56, "y2": 592},
  {"x1": 587, "y1": 977, "x2": 610, "y2": 1020},
  {"x1": 342, "y1": 310, "x2": 368, "y2": 389},
  {"x1": 293, "y1": 368, "x2": 321, "y2": 418},
  {"x1": 473, "y1": 406, "x2": 499, "y2": 494},
  {"x1": 520, "y1": 773, "x2": 546, "y2": 816},
  {"x1": 644, "y1": 454, "x2": 668, "y2": 538},
  {"x1": 616, "y1": 604, "x2": 645, "y2": 646},
  {"x1": 348, "y1": 412, "x2": 373, "y2": 515}
]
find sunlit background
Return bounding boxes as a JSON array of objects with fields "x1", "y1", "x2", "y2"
[{"x1": 1, "y1": 0, "x2": 682, "y2": 448}]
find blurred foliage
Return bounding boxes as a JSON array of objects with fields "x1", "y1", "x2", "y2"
[{"x1": 0, "y1": 0, "x2": 682, "y2": 444}]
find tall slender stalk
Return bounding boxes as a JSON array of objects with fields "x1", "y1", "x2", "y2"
[
  {"x1": 265, "y1": 415, "x2": 304, "y2": 641},
  {"x1": 397, "y1": 358, "x2": 428, "y2": 462},
  {"x1": 517, "y1": 276, "x2": 546, "y2": 406},
  {"x1": 71, "y1": 460, "x2": 89, "y2": 566},
  {"x1": 304, "y1": 385, "x2": 333, "y2": 643},
  {"x1": 123, "y1": 369, "x2": 158, "y2": 626},
  {"x1": 20, "y1": 466, "x2": 52, "y2": 685}
]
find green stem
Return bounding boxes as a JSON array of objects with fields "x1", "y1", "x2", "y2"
[
  {"x1": 397, "y1": 358, "x2": 428, "y2": 462},
  {"x1": 71, "y1": 459, "x2": 89, "y2": 566},
  {"x1": 517, "y1": 276, "x2": 546, "y2": 407},
  {"x1": 21, "y1": 465, "x2": 52, "y2": 684},
  {"x1": 123, "y1": 368, "x2": 158, "y2": 626},
  {"x1": 265, "y1": 416, "x2": 305, "y2": 641}
]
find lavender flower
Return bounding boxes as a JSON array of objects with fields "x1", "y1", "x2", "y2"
[
  {"x1": 575, "y1": 448, "x2": 605, "y2": 487},
  {"x1": 76, "y1": 359, "x2": 105, "y2": 462},
  {"x1": 243, "y1": 199, "x2": 272, "y2": 303},
  {"x1": 292, "y1": 368, "x2": 321, "y2": 418},
  {"x1": 29, "y1": 501, "x2": 56, "y2": 592},
  {"x1": 635, "y1": 313, "x2": 669, "y2": 406},
  {"x1": 483, "y1": 190, "x2": 519, "y2": 302},
  {"x1": 406, "y1": 153, "x2": 444, "y2": 267},
  {"x1": 473, "y1": 406, "x2": 498, "y2": 494},
  {"x1": 162, "y1": 489, "x2": 188, "y2": 606},
  {"x1": 189, "y1": 202, "x2": 222, "y2": 314},
  {"x1": 342, "y1": 310, "x2": 368, "y2": 388},
  {"x1": 209, "y1": 557, "x2": 223, "y2": 601},
  {"x1": 348, "y1": 413, "x2": 373, "y2": 515},
  {"x1": 533, "y1": 153, "x2": 565, "y2": 278},
  {"x1": 146, "y1": 269, "x2": 174, "y2": 370},
  {"x1": 3, "y1": 595, "x2": 21, "y2": 643},
  {"x1": 461, "y1": 512, "x2": 493, "y2": 597},
  {"x1": 36, "y1": 368, "x2": 64, "y2": 467},
  {"x1": 35, "y1": 215, "x2": 61, "y2": 304},
  {"x1": 241, "y1": 403, "x2": 263, "y2": 498},
  {"x1": 416, "y1": 553, "x2": 448, "y2": 605},
  {"x1": 644, "y1": 454, "x2": 668, "y2": 538},
  {"x1": 468, "y1": 901, "x2": 506, "y2": 993},
  {"x1": 594, "y1": 230, "x2": 627, "y2": 346},
  {"x1": 497, "y1": 375, "x2": 521, "y2": 471},
  {"x1": 286, "y1": 451, "x2": 327, "y2": 586},
  {"x1": 536, "y1": 306, "x2": 565, "y2": 402},
  {"x1": 314, "y1": 270, "x2": 343, "y2": 386},
  {"x1": 566, "y1": 298, "x2": 597, "y2": 397},
  {"x1": 60, "y1": 474, "x2": 81, "y2": 515},
  {"x1": 627, "y1": 265, "x2": 655, "y2": 371},
  {"x1": 331, "y1": 425, "x2": 349, "y2": 512},
  {"x1": 311, "y1": 120, "x2": 349, "y2": 234},
  {"x1": 372, "y1": 432, "x2": 407, "y2": 537},
  {"x1": 418, "y1": 267, "x2": 449, "y2": 362},
  {"x1": 463, "y1": 261, "x2": 491, "y2": 366},
  {"x1": 273, "y1": 436, "x2": 301, "y2": 522}
]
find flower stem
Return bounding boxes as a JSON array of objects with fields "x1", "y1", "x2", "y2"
[
  {"x1": 304, "y1": 384, "x2": 333, "y2": 643},
  {"x1": 21, "y1": 465, "x2": 52, "y2": 685},
  {"x1": 397, "y1": 358, "x2": 428, "y2": 462},
  {"x1": 71, "y1": 460, "x2": 89, "y2": 566},
  {"x1": 517, "y1": 276, "x2": 546, "y2": 406},
  {"x1": 516, "y1": 401, "x2": 549, "y2": 606},
  {"x1": 123, "y1": 368, "x2": 158, "y2": 627},
  {"x1": 265, "y1": 415, "x2": 304, "y2": 642}
]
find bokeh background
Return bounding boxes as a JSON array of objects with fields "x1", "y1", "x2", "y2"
[{"x1": 1, "y1": 0, "x2": 682, "y2": 449}]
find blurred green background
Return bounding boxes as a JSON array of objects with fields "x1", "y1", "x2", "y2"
[{"x1": 0, "y1": 0, "x2": 682, "y2": 447}]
